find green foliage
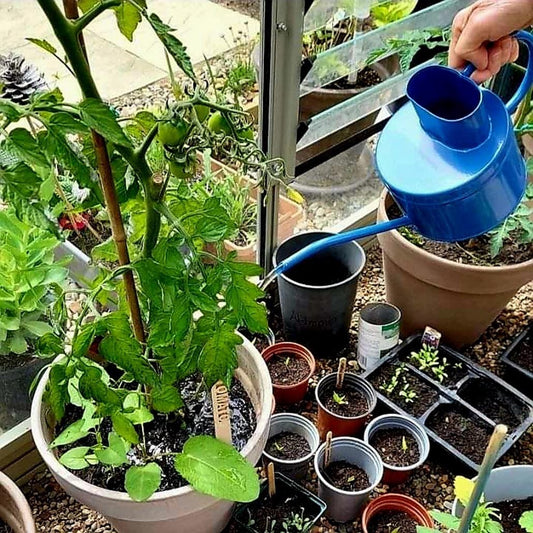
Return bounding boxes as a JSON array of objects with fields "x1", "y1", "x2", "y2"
[
  {"x1": 410, "y1": 344, "x2": 449, "y2": 383},
  {"x1": 520, "y1": 511, "x2": 533, "y2": 532},
  {"x1": 332, "y1": 391, "x2": 347, "y2": 405},
  {"x1": 371, "y1": 0, "x2": 417, "y2": 27},
  {"x1": 0, "y1": 209, "x2": 67, "y2": 357}
]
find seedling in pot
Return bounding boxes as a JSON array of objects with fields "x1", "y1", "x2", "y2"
[
  {"x1": 333, "y1": 391, "x2": 348, "y2": 406},
  {"x1": 410, "y1": 344, "x2": 449, "y2": 383}
]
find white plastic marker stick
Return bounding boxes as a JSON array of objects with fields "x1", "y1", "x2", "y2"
[
  {"x1": 336, "y1": 357, "x2": 347, "y2": 389},
  {"x1": 348, "y1": 0, "x2": 372, "y2": 84},
  {"x1": 267, "y1": 462, "x2": 276, "y2": 498},
  {"x1": 211, "y1": 380, "x2": 232, "y2": 445},
  {"x1": 324, "y1": 431, "x2": 333, "y2": 469}
]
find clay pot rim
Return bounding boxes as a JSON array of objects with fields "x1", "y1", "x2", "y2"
[
  {"x1": 378, "y1": 189, "x2": 533, "y2": 273},
  {"x1": 262, "y1": 412, "x2": 320, "y2": 465},
  {"x1": 0, "y1": 471, "x2": 35, "y2": 532},
  {"x1": 316, "y1": 372, "x2": 377, "y2": 421},
  {"x1": 262, "y1": 342, "x2": 316, "y2": 390},
  {"x1": 361, "y1": 493, "x2": 434, "y2": 531},
  {"x1": 364, "y1": 414, "x2": 430, "y2": 472}
]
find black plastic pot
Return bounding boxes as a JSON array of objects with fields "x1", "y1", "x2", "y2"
[
  {"x1": 0, "y1": 356, "x2": 48, "y2": 428},
  {"x1": 501, "y1": 324, "x2": 533, "y2": 399},
  {"x1": 362, "y1": 335, "x2": 533, "y2": 472},
  {"x1": 273, "y1": 231, "x2": 366, "y2": 355},
  {"x1": 232, "y1": 473, "x2": 326, "y2": 532}
]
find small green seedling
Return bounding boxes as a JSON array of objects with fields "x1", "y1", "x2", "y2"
[
  {"x1": 281, "y1": 508, "x2": 313, "y2": 532},
  {"x1": 274, "y1": 441, "x2": 284, "y2": 453},
  {"x1": 401, "y1": 436, "x2": 408, "y2": 452},
  {"x1": 284, "y1": 357, "x2": 291, "y2": 367},
  {"x1": 333, "y1": 391, "x2": 348, "y2": 405},
  {"x1": 398, "y1": 383, "x2": 417, "y2": 404}
]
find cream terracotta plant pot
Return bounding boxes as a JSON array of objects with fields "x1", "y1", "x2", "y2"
[
  {"x1": 31, "y1": 336, "x2": 272, "y2": 533},
  {"x1": 0, "y1": 471, "x2": 35, "y2": 533},
  {"x1": 377, "y1": 189, "x2": 533, "y2": 348}
]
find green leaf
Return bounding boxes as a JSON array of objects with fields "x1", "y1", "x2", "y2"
[
  {"x1": 125, "y1": 463, "x2": 161, "y2": 502},
  {"x1": 50, "y1": 419, "x2": 89, "y2": 448},
  {"x1": 23, "y1": 320, "x2": 53, "y2": 336},
  {"x1": 45, "y1": 364, "x2": 68, "y2": 421},
  {"x1": 113, "y1": 1, "x2": 144, "y2": 41},
  {"x1": 26, "y1": 38, "x2": 57, "y2": 55},
  {"x1": 78, "y1": 0, "x2": 99, "y2": 12},
  {"x1": 49, "y1": 112, "x2": 88, "y2": 135},
  {"x1": 95, "y1": 432, "x2": 129, "y2": 466},
  {"x1": 150, "y1": 384, "x2": 183, "y2": 413},
  {"x1": 79, "y1": 98, "x2": 131, "y2": 147},
  {"x1": 39, "y1": 173, "x2": 55, "y2": 202},
  {"x1": 416, "y1": 528, "x2": 439, "y2": 533},
  {"x1": 146, "y1": 13, "x2": 195, "y2": 81},
  {"x1": 0, "y1": 99, "x2": 23, "y2": 121},
  {"x1": 123, "y1": 393, "x2": 154, "y2": 425},
  {"x1": 520, "y1": 511, "x2": 533, "y2": 533},
  {"x1": 59, "y1": 446, "x2": 92, "y2": 470},
  {"x1": 148, "y1": 295, "x2": 191, "y2": 349},
  {"x1": 8, "y1": 128, "x2": 48, "y2": 169},
  {"x1": 174, "y1": 436, "x2": 259, "y2": 502},
  {"x1": 430, "y1": 510, "x2": 460, "y2": 529},
  {"x1": 9, "y1": 332, "x2": 27, "y2": 354},
  {"x1": 79, "y1": 366, "x2": 122, "y2": 406},
  {"x1": 111, "y1": 412, "x2": 139, "y2": 444},
  {"x1": 36, "y1": 333, "x2": 63, "y2": 357}
]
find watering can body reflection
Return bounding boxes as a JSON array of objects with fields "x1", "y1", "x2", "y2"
[{"x1": 270, "y1": 30, "x2": 533, "y2": 279}]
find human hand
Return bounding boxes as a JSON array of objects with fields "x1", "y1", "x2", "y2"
[{"x1": 449, "y1": 0, "x2": 533, "y2": 83}]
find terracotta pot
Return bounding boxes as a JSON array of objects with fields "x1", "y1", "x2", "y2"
[
  {"x1": 316, "y1": 373, "x2": 377, "y2": 439},
  {"x1": 262, "y1": 342, "x2": 315, "y2": 405},
  {"x1": 362, "y1": 493, "x2": 434, "y2": 532},
  {"x1": 31, "y1": 335, "x2": 272, "y2": 533},
  {"x1": 0, "y1": 471, "x2": 35, "y2": 533},
  {"x1": 377, "y1": 189, "x2": 533, "y2": 348}
]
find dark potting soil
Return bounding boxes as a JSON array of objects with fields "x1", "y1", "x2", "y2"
[
  {"x1": 283, "y1": 257, "x2": 352, "y2": 286},
  {"x1": 0, "y1": 351, "x2": 35, "y2": 372},
  {"x1": 497, "y1": 496, "x2": 533, "y2": 533},
  {"x1": 67, "y1": 216, "x2": 112, "y2": 257},
  {"x1": 0, "y1": 521, "x2": 12, "y2": 533},
  {"x1": 370, "y1": 364, "x2": 439, "y2": 418},
  {"x1": 238, "y1": 328, "x2": 271, "y2": 354},
  {"x1": 56, "y1": 375, "x2": 256, "y2": 492},
  {"x1": 266, "y1": 431, "x2": 311, "y2": 460},
  {"x1": 327, "y1": 67, "x2": 382, "y2": 91},
  {"x1": 323, "y1": 460, "x2": 370, "y2": 492},
  {"x1": 426, "y1": 408, "x2": 492, "y2": 465},
  {"x1": 267, "y1": 354, "x2": 310, "y2": 386},
  {"x1": 459, "y1": 378, "x2": 528, "y2": 430},
  {"x1": 367, "y1": 510, "x2": 419, "y2": 533},
  {"x1": 387, "y1": 202, "x2": 533, "y2": 266},
  {"x1": 321, "y1": 385, "x2": 369, "y2": 418},
  {"x1": 509, "y1": 331, "x2": 533, "y2": 373},
  {"x1": 370, "y1": 428, "x2": 420, "y2": 467}
]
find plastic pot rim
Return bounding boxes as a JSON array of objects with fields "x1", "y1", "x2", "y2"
[
  {"x1": 314, "y1": 437, "x2": 383, "y2": 497},
  {"x1": 262, "y1": 412, "x2": 320, "y2": 466},
  {"x1": 363, "y1": 414, "x2": 430, "y2": 472},
  {"x1": 262, "y1": 342, "x2": 315, "y2": 391},
  {"x1": 273, "y1": 231, "x2": 366, "y2": 290},
  {"x1": 316, "y1": 373, "x2": 377, "y2": 421}
]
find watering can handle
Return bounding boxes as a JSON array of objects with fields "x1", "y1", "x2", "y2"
[{"x1": 461, "y1": 30, "x2": 533, "y2": 115}]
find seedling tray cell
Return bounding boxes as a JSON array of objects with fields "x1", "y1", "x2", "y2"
[
  {"x1": 362, "y1": 335, "x2": 533, "y2": 472},
  {"x1": 501, "y1": 324, "x2": 533, "y2": 399}
]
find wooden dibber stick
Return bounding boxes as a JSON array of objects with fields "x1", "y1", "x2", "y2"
[
  {"x1": 267, "y1": 462, "x2": 276, "y2": 498},
  {"x1": 336, "y1": 357, "x2": 347, "y2": 389},
  {"x1": 211, "y1": 380, "x2": 232, "y2": 445},
  {"x1": 324, "y1": 431, "x2": 333, "y2": 469}
]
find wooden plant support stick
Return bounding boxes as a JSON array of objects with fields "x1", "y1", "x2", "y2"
[
  {"x1": 267, "y1": 462, "x2": 276, "y2": 498},
  {"x1": 457, "y1": 424, "x2": 508, "y2": 533},
  {"x1": 324, "y1": 431, "x2": 333, "y2": 469},
  {"x1": 211, "y1": 380, "x2": 232, "y2": 445},
  {"x1": 336, "y1": 357, "x2": 347, "y2": 389}
]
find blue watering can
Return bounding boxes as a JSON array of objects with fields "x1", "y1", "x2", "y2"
[{"x1": 271, "y1": 30, "x2": 533, "y2": 278}]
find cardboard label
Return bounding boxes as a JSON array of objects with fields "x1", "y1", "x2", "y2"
[
  {"x1": 211, "y1": 380, "x2": 232, "y2": 445},
  {"x1": 422, "y1": 326, "x2": 442, "y2": 350}
]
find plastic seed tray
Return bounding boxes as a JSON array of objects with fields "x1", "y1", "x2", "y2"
[
  {"x1": 501, "y1": 324, "x2": 533, "y2": 400},
  {"x1": 362, "y1": 334, "x2": 533, "y2": 472}
]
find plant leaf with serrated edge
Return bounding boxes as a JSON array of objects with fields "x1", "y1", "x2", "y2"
[
  {"x1": 113, "y1": 1, "x2": 145, "y2": 41},
  {"x1": 79, "y1": 365, "x2": 122, "y2": 406},
  {"x1": 125, "y1": 463, "x2": 161, "y2": 502},
  {"x1": 520, "y1": 511, "x2": 533, "y2": 532},
  {"x1": 111, "y1": 412, "x2": 139, "y2": 444},
  {"x1": 150, "y1": 384, "x2": 183, "y2": 413},
  {"x1": 0, "y1": 99, "x2": 23, "y2": 121},
  {"x1": 8, "y1": 128, "x2": 49, "y2": 169},
  {"x1": 174, "y1": 436, "x2": 259, "y2": 502},
  {"x1": 95, "y1": 432, "x2": 129, "y2": 466},
  {"x1": 49, "y1": 112, "x2": 88, "y2": 135},
  {"x1": 59, "y1": 446, "x2": 92, "y2": 470},
  {"x1": 79, "y1": 98, "x2": 131, "y2": 147},
  {"x1": 45, "y1": 364, "x2": 68, "y2": 421}
]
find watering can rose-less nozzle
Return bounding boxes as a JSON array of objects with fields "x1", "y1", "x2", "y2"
[{"x1": 269, "y1": 30, "x2": 533, "y2": 281}]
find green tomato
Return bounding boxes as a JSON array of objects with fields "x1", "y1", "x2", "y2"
[
  {"x1": 207, "y1": 111, "x2": 231, "y2": 135},
  {"x1": 158, "y1": 119, "x2": 188, "y2": 147},
  {"x1": 194, "y1": 104, "x2": 210, "y2": 123}
]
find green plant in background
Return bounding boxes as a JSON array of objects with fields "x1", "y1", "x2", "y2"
[
  {"x1": 281, "y1": 508, "x2": 314, "y2": 532},
  {"x1": 371, "y1": 0, "x2": 418, "y2": 27},
  {"x1": 520, "y1": 511, "x2": 533, "y2": 532},
  {"x1": 1, "y1": 0, "x2": 293, "y2": 504},
  {"x1": 0, "y1": 209, "x2": 68, "y2": 357},
  {"x1": 417, "y1": 476, "x2": 503, "y2": 533}
]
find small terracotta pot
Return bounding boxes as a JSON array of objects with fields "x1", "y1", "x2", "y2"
[
  {"x1": 262, "y1": 342, "x2": 315, "y2": 405},
  {"x1": 362, "y1": 493, "x2": 434, "y2": 532},
  {"x1": 0, "y1": 471, "x2": 35, "y2": 533},
  {"x1": 316, "y1": 373, "x2": 377, "y2": 439}
]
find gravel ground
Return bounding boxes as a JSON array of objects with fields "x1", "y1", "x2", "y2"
[
  {"x1": 209, "y1": 0, "x2": 259, "y2": 19},
  {"x1": 21, "y1": 245, "x2": 533, "y2": 532}
]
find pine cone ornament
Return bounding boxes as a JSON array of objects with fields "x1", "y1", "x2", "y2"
[{"x1": 0, "y1": 53, "x2": 47, "y2": 105}]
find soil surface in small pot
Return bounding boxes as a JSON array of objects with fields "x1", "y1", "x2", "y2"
[
  {"x1": 458, "y1": 378, "x2": 527, "y2": 430},
  {"x1": 370, "y1": 428, "x2": 420, "y2": 467},
  {"x1": 387, "y1": 202, "x2": 533, "y2": 266},
  {"x1": 321, "y1": 384, "x2": 369, "y2": 417},
  {"x1": 327, "y1": 67, "x2": 381, "y2": 91},
  {"x1": 66, "y1": 215, "x2": 112, "y2": 258},
  {"x1": 497, "y1": 496, "x2": 533, "y2": 533},
  {"x1": 266, "y1": 431, "x2": 311, "y2": 460},
  {"x1": 267, "y1": 354, "x2": 310, "y2": 386},
  {"x1": 0, "y1": 521, "x2": 12, "y2": 533},
  {"x1": 56, "y1": 374, "x2": 256, "y2": 492},
  {"x1": 367, "y1": 510, "x2": 419, "y2": 533},
  {"x1": 509, "y1": 331, "x2": 533, "y2": 373},
  {"x1": 0, "y1": 351, "x2": 34, "y2": 371},
  {"x1": 369, "y1": 364, "x2": 439, "y2": 418},
  {"x1": 323, "y1": 460, "x2": 370, "y2": 492},
  {"x1": 426, "y1": 408, "x2": 491, "y2": 465},
  {"x1": 283, "y1": 257, "x2": 352, "y2": 286}
]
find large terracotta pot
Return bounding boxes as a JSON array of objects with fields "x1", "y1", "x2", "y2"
[
  {"x1": 377, "y1": 189, "x2": 533, "y2": 348},
  {"x1": 0, "y1": 471, "x2": 35, "y2": 533},
  {"x1": 31, "y1": 336, "x2": 272, "y2": 533}
]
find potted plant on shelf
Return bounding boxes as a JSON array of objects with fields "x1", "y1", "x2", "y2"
[
  {"x1": 377, "y1": 186, "x2": 533, "y2": 348},
  {"x1": 262, "y1": 342, "x2": 315, "y2": 405},
  {"x1": 0, "y1": 209, "x2": 69, "y2": 430},
  {"x1": 0, "y1": 471, "x2": 35, "y2": 533},
  {"x1": 13, "y1": 1, "x2": 283, "y2": 532}
]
